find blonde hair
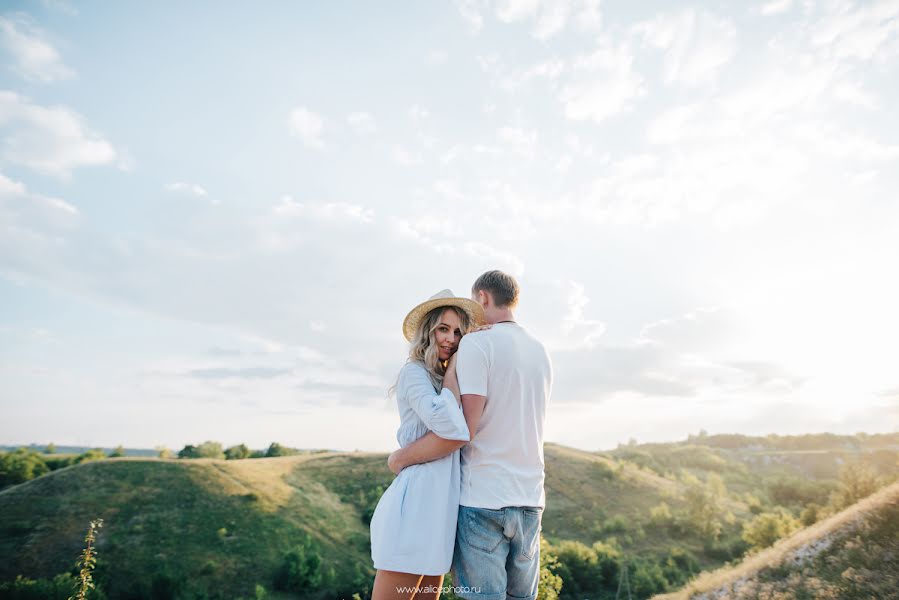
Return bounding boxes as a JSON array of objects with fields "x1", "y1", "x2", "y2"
[
  {"x1": 472, "y1": 269, "x2": 519, "y2": 308},
  {"x1": 389, "y1": 305, "x2": 474, "y2": 396}
]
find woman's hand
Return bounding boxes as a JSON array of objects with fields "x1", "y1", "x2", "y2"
[{"x1": 387, "y1": 449, "x2": 403, "y2": 475}]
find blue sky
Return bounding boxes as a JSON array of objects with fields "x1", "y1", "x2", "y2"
[{"x1": 2, "y1": 0, "x2": 898, "y2": 452}]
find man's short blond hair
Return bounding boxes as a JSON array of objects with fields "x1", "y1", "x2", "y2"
[{"x1": 472, "y1": 270, "x2": 520, "y2": 309}]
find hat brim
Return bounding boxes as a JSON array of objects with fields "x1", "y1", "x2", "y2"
[{"x1": 403, "y1": 297, "x2": 486, "y2": 342}]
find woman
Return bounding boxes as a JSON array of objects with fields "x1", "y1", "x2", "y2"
[{"x1": 369, "y1": 289, "x2": 486, "y2": 600}]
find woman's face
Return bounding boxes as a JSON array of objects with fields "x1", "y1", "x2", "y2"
[{"x1": 434, "y1": 308, "x2": 464, "y2": 361}]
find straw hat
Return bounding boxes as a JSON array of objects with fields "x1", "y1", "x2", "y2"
[{"x1": 402, "y1": 289, "x2": 486, "y2": 342}]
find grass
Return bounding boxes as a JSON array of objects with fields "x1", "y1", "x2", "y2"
[{"x1": 651, "y1": 480, "x2": 899, "y2": 599}]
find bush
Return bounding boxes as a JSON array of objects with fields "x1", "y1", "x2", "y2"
[
  {"x1": 829, "y1": 461, "x2": 880, "y2": 510},
  {"x1": 0, "y1": 448, "x2": 50, "y2": 487},
  {"x1": 274, "y1": 534, "x2": 324, "y2": 592},
  {"x1": 265, "y1": 442, "x2": 297, "y2": 457},
  {"x1": 225, "y1": 444, "x2": 250, "y2": 460},
  {"x1": 650, "y1": 502, "x2": 673, "y2": 527},
  {"x1": 74, "y1": 448, "x2": 107, "y2": 464},
  {"x1": 741, "y1": 509, "x2": 802, "y2": 551},
  {"x1": 0, "y1": 573, "x2": 84, "y2": 600}
]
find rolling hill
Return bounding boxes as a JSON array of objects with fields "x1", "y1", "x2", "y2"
[
  {"x1": 1, "y1": 434, "x2": 896, "y2": 599},
  {"x1": 651, "y1": 480, "x2": 899, "y2": 600}
]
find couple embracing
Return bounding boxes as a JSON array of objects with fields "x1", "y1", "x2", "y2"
[{"x1": 370, "y1": 270, "x2": 553, "y2": 600}]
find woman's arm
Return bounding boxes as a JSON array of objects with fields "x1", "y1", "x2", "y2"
[{"x1": 443, "y1": 354, "x2": 461, "y2": 403}]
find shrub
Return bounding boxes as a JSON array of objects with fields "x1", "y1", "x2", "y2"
[
  {"x1": 265, "y1": 442, "x2": 297, "y2": 457},
  {"x1": 741, "y1": 509, "x2": 802, "y2": 551},
  {"x1": 274, "y1": 534, "x2": 323, "y2": 592},
  {"x1": 0, "y1": 573, "x2": 81, "y2": 599},
  {"x1": 0, "y1": 448, "x2": 50, "y2": 487},
  {"x1": 650, "y1": 502, "x2": 673, "y2": 527},
  {"x1": 225, "y1": 444, "x2": 250, "y2": 460}
]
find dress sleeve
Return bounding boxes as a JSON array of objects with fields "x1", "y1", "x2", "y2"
[{"x1": 398, "y1": 363, "x2": 470, "y2": 442}]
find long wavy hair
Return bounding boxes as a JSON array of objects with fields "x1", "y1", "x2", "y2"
[{"x1": 389, "y1": 305, "x2": 474, "y2": 396}]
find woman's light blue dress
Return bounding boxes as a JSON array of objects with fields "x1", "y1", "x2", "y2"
[{"x1": 369, "y1": 361, "x2": 470, "y2": 576}]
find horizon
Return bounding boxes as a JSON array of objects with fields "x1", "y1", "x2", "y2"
[
  {"x1": 2, "y1": 1, "x2": 899, "y2": 452},
  {"x1": 5, "y1": 428, "x2": 898, "y2": 457}
]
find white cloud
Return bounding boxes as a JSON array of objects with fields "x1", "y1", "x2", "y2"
[
  {"x1": 287, "y1": 106, "x2": 325, "y2": 148},
  {"x1": 0, "y1": 91, "x2": 116, "y2": 177},
  {"x1": 760, "y1": 0, "x2": 793, "y2": 16},
  {"x1": 346, "y1": 111, "x2": 377, "y2": 134},
  {"x1": 165, "y1": 182, "x2": 208, "y2": 197},
  {"x1": 409, "y1": 105, "x2": 430, "y2": 121},
  {"x1": 497, "y1": 126, "x2": 538, "y2": 159},
  {"x1": 559, "y1": 42, "x2": 644, "y2": 123},
  {"x1": 0, "y1": 16, "x2": 75, "y2": 83},
  {"x1": 390, "y1": 146, "x2": 422, "y2": 166},
  {"x1": 809, "y1": 0, "x2": 899, "y2": 61},
  {"x1": 455, "y1": 0, "x2": 487, "y2": 32},
  {"x1": 632, "y1": 8, "x2": 737, "y2": 86},
  {"x1": 575, "y1": 0, "x2": 602, "y2": 32}
]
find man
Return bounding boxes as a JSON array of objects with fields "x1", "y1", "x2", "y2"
[{"x1": 388, "y1": 269, "x2": 553, "y2": 600}]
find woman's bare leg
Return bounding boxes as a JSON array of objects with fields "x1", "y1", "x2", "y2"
[
  {"x1": 372, "y1": 570, "x2": 425, "y2": 600},
  {"x1": 415, "y1": 574, "x2": 445, "y2": 600}
]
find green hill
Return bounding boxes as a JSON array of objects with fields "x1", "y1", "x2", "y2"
[
  {"x1": 1, "y1": 434, "x2": 896, "y2": 599},
  {"x1": 0, "y1": 452, "x2": 391, "y2": 599},
  {"x1": 651, "y1": 480, "x2": 899, "y2": 600}
]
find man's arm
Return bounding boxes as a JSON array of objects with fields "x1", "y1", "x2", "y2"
[{"x1": 388, "y1": 393, "x2": 487, "y2": 475}]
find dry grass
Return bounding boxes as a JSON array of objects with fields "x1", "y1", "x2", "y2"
[{"x1": 651, "y1": 480, "x2": 899, "y2": 599}]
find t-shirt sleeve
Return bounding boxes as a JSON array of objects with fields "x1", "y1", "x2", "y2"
[
  {"x1": 399, "y1": 363, "x2": 470, "y2": 442},
  {"x1": 456, "y1": 335, "x2": 489, "y2": 397}
]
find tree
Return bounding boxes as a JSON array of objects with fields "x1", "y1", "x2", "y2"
[
  {"x1": 45, "y1": 443, "x2": 57, "y2": 454},
  {"x1": 800, "y1": 503, "x2": 821, "y2": 526},
  {"x1": 830, "y1": 461, "x2": 880, "y2": 510},
  {"x1": 155, "y1": 445, "x2": 174, "y2": 459},
  {"x1": 178, "y1": 445, "x2": 199, "y2": 459},
  {"x1": 225, "y1": 444, "x2": 251, "y2": 460},
  {"x1": 108, "y1": 445, "x2": 125, "y2": 458},
  {"x1": 741, "y1": 509, "x2": 801, "y2": 551},
  {"x1": 0, "y1": 448, "x2": 50, "y2": 487},
  {"x1": 74, "y1": 448, "x2": 107, "y2": 464},
  {"x1": 683, "y1": 472, "x2": 726, "y2": 540},
  {"x1": 274, "y1": 534, "x2": 323, "y2": 592},
  {"x1": 265, "y1": 442, "x2": 297, "y2": 457},
  {"x1": 196, "y1": 441, "x2": 225, "y2": 459}
]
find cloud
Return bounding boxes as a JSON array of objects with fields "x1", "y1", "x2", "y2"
[
  {"x1": 287, "y1": 106, "x2": 325, "y2": 148},
  {"x1": 809, "y1": 0, "x2": 899, "y2": 61},
  {"x1": 409, "y1": 105, "x2": 430, "y2": 121},
  {"x1": 559, "y1": 42, "x2": 644, "y2": 123},
  {"x1": 497, "y1": 126, "x2": 538, "y2": 159},
  {"x1": 0, "y1": 15, "x2": 75, "y2": 83},
  {"x1": 346, "y1": 111, "x2": 377, "y2": 134},
  {"x1": 0, "y1": 91, "x2": 117, "y2": 177},
  {"x1": 460, "y1": 0, "x2": 601, "y2": 39},
  {"x1": 165, "y1": 182, "x2": 208, "y2": 197},
  {"x1": 455, "y1": 0, "x2": 487, "y2": 32},
  {"x1": 632, "y1": 8, "x2": 737, "y2": 86},
  {"x1": 550, "y1": 307, "x2": 805, "y2": 404},
  {"x1": 760, "y1": 0, "x2": 793, "y2": 16}
]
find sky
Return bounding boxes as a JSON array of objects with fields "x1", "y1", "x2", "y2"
[{"x1": 1, "y1": 0, "x2": 898, "y2": 453}]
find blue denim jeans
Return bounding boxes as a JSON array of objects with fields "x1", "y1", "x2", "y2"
[{"x1": 451, "y1": 505, "x2": 543, "y2": 600}]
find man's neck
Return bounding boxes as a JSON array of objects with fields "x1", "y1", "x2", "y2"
[{"x1": 487, "y1": 310, "x2": 515, "y2": 325}]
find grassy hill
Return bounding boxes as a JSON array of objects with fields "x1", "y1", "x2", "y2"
[
  {"x1": 0, "y1": 452, "x2": 391, "y2": 599},
  {"x1": 651, "y1": 480, "x2": 899, "y2": 600},
  {"x1": 1, "y1": 434, "x2": 896, "y2": 599}
]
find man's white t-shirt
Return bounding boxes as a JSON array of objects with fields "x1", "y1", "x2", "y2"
[{"x1": 455, "y1": 321, "x2": 553, "y2": 509}]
